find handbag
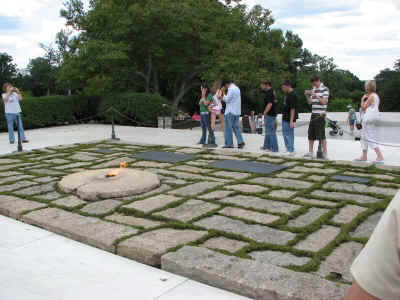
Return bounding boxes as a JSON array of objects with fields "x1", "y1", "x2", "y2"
[{"x1": 363, "y1": 94, "x2": 380, "y2": 124}]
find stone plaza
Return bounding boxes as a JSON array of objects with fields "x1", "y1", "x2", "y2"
[{"x1": 0, "y1": 138, "x2": 399, "y2": 299}]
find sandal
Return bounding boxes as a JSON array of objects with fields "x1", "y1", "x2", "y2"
[
  {"x1": 353, "y1": 158, "x2": 367, "y2": 162},
  {"x1": 373, "y1": 161, "x2": 384, "y2": 165}
]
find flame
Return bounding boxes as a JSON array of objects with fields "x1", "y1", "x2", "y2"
[{"x1": 106, "y1": 162, "x2": 127, "y2": 178}]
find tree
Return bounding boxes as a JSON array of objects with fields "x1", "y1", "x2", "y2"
[
  {"x1": 0, "y1": 53, "x2": 17, "y2": 85},
  {"x1": 28, "y1": 57, "x2": 57, "y2": 96}
]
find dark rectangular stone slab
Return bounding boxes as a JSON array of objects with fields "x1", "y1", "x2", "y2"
[
  {"x1": 330, "y1": 175, "x2": 371, "y2": 184},
  {"x1": 133, "y1": 151, "x2": 197, "y2": 163},
  {"x1": 91, "y1": 149, "x2": 117, "y2": 154},
  {"x1": 208, "y1": 159, "x2": 287, "y2": 175}
]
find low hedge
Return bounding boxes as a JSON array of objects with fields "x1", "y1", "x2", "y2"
[
  {"x1": 97, "y1": 92, "x2": 169, "y2": 127},
  {"x1": 0, "y1": 92, "x2": 169, "y2": 131}
]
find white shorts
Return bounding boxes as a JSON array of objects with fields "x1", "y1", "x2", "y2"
[{"x1": 361, "y1": 122, "x2": 378, "y2": 150}]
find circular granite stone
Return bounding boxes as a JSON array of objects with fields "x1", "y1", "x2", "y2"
[{"x1": 58, "y1": 169, "x2": 160, "y2": 201}]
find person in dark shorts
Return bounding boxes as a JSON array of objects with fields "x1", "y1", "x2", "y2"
[
  {"x1": 260, "y1": 79, "x2": 278, "y2": 152},
  {"x1": 281, "y1": 80, "x2": 298, "y2": 155},
  {"x1": 304, "y1": 75, "x2": 329, "y2": 159},
  {"x1": 242, "y1": 113, "x2": 252, "y2": 133}
]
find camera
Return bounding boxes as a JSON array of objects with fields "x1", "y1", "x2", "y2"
[
  {"x1": 304, "y1": 90, "x2": 312, "y2": 96},
  {"x1": 356, "y1": 121, "x2": 362, "y2": 130}
]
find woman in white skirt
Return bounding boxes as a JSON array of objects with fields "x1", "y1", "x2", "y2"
[{"x1": 354, "y1": 80, "x2": 384, "y2": 164}]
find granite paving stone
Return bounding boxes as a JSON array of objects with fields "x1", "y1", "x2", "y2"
[
  {"x1": 200, "y1": 237, "x2": 249, "y2": 253},
  {"x1": 332, "y1": 160, "x2": 373, "y2": 168},
  {"x1": 268, "y1": 189, "x2": 297, "y2": 199},
  {"x1": 323, "y1": 182, "x2": 397, "y2": 197},
  {"x1": 186, "y1": 160, "x2": 215, "y2": 166},
  {"x1": 53, "y1": 196, "x2": 87, "y2": 208},
  {"x1": 0, "y1": 158, "x2": 23, "y2": 164},
  {"x1": 198, "y1": 190, "x2": 234, "y2": 200},
  {"x1": 157, "y1": 170, "x2": 228, "y2": 182},
  {"x1": 117, "y1": 228, "x2": 207, "y2": 266},
  {"x1": 29, "y1": 168, "x2": 65, "y2": 176},
  {"x1": 343, "y1": 171, "x2": 396, "y2": 181},
  {"x1": 171, "y1": 165, "x2": 209, "y2": 174},
  {"x1": 0, "y1": 180, "x2": 38, "y2": 192},
  {"x1": 105, "y1": 213, "x2": 163, "y2": 229},
  {"x1": 0, "y1": 195, "x2": 47, "y2": 218},
  {"x1": 213, "y1": 171, "x2": 250, "y2": 180},
  {"x1": 287, "y1": 208, "x2": 330, "y2": 227},
  {"x1": 312, "y1": 190, "x2": 380, "y2": 204},
  {"x1": 257, "y1": 157, "x2": 285, "y2": 164},
  {"x1": 131, "y1": 184, "x2": 171, "y2": 198},
  {"x1": 91, "y1": 158, "x2": 137, "y2": 169},
  {"x1": 220, "y1": 195, "x2": 301, "y2": 214},
  {"x1": 0, "y1": 171, "x2": 21, "y2": 177},
  {"x1": 15, "y1": 182, "x2": 56, "y2": 196},
  {"x1": 275, "y1": 172, "x2": 305, "y2": 179},
  {"x1": 249, "y1": 177, "x2": 313, "y2": 189},
  {"x1": 35, "y1": 191, "x2": 63, "y2": 200},
  {"x1": 0, "y1": 175, "x2": 34, "y2": 184},
  {"x1": 376, "y1": 181, "x2": 400, "y2": 188},
  {"x1": 133, "y1": 161, "x2": 171, "y2": 168},
  {"x1": 69, "y1": 153, "x2": 98, "y2": 161},
  {"x1": 175, "y1": 148, "x2": 203, "y2": 154},
  {"x1": 123, "y1": 194, "x2": 182, "y2": 213},
  {"x1": 33, "y1": 176, "x2": 58, "y2": 183},
  {"x1": 307, "y1": 175, "x2": 326, "y2": 182},
  {"x1": 350, "y1": 212, "x2": 383, "y2": 238},
  {"x1": 294, "y1": 197, "x2": 338, "y2": 207},
  {"x1": 226, "y1": 184, "x2": 268, "y2": 193},
  {"x1": 53, "y1": 162, "x2": 93, "y2": 170},
  {"x1": 290, "y1": 166, "x2": 338, "y2": 175},
  {"x1": 168, "y1": 182, "x2": 221, "y2": 196},
  {"x1": 154, "y1": 200, "x2": 219, "y2": 222},
  {"x1": 375, "y1": 164, "x2": 400, "y2": 172},
  {"x1": 80, "y1": 199, "x2": 121, "y2": 215},
  {"x1": 304, "y1": 162, "x2": 325, "y2": 168},
  {"x1": 219, "y1": 207, "x2": 280, "y2": 225},
  {"x1": 162, "y1": 246, "x2": 348, "y2": 300},
  {"x1": 22, "y1": 208, "x2": 137, "y2": 252},
  {"x1": 45, "y1": 158, "x2": 71, "y2": 164},
  {"x1": 161, "y1": 178, "x2": 187, "y2": 185},
  {"x1": 332, "y1": 205, "x2": 368, "y2": 223},
  {"x1": 195, "y1": 215, "x2": 295, "y2": 245},
  {"x1": 316, "y1": 242, "x2": 363, "y2": 282},
  {"x1": 250, "y1": 250, "x2": 311, "y2": 267},
  {"x1": 295, "y1": 225, "x2": 341, "y2": 252}
]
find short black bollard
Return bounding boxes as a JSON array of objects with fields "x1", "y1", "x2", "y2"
[
  {"x1": 110, "y1": 108, "x2": 120, "y2": 140},
  {"x1": 16, "y1": 114, "x2": 23, "y2": 152}
]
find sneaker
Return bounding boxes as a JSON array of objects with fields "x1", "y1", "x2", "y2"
[
  {"x1": 222, "y1": 145, "x2": 234, "y2": 149},
  {"x1": 303, "y1": 152, "x2": 313, "y2": 158},
  {"x1": 238, "y1": 142, "x2": 245, "y2": 149},
  {"x1": 287, "y1": 151, "x2": 296, "y2": 157},
  {"x1": 9, "y1": 141, "x2": 15, "y2": 144},
  {"x1": 22, "y1": 140, "x2": 29, "y2": 143},
  {"x1": 260, "y1": 147, "x2": 272, "y2": 152},
  {"x1": 322, "y1": 155, "x2": 330, "y2": 160}
]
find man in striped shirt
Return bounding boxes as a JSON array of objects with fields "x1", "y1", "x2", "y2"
[{"x1": 304, "y1": 75, "x2": 329, "y2": 159}]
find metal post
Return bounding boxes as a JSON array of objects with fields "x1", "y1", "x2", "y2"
[
  {"x1": 16, "y1": 114, "x2": 23, "y2": 152},
  {"x1": 110, "y1": 108, "x2": 120, "y2": 140}
]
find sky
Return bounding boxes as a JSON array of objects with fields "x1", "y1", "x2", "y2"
[{"x1": 1, "y1": 0, "x2": 399, "y2": 80}]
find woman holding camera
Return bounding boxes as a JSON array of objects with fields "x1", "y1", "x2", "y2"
[
  {"x1": 354, "y1": 80, "x2": 383, "y2": 164},
  {"x1": 2, "y1": 83, "x2": 28, "y2": 144},
  {"x1": 197, "y1": 85, "x2": 216, "y2": 147}
]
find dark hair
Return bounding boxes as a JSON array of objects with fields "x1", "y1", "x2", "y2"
[
  {"x1": 261, "y1": 79, "x2": 272, "y2": 86},
  {"x1": 221, "y1": 79, "x2": 232, "y2": 86},
  {"x1": 310, "y1": 75, "x2": 320, "y2": 83},
  {"x1": 281, "y1": 80, "x2": 292, "y2": 87}
]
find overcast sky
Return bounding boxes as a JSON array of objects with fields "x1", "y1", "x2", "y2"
[{"x1": 1, "y1": 0, "x2": 399, "y2": 80}]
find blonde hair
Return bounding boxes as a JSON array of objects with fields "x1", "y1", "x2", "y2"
[
  {"x1": 210, "y1": 80, "x2": 222, "y2": 95},
  {"x1": 2, "y1": 82, "x2": 11, "y2": 92},
  {"x1": 365, "y1": 80, "x2": 376, "y2": 93}
]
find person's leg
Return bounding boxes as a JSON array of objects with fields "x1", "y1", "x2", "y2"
[
  {"x1": 322, "y1": 139, "x2": 327, "y2": 157},
  {"x1": 210, "y1": 112, "x2": 216, "y2": 130},
  {"x1": 224, "y1": 113, "x2": 233, "y2": 147},
  {"x1": 262, "y1": 116, "x2": 269, "y2": 150},
  {"x1": 206, "y1": 113, "x2": 216, "y2": 145},
  {"x1": 288, "y1": 125, "x2": 294, "y2": 153},
  {"x1": 16, "y1": 113, "x2": 27, "y2": 141},
  {"x1": 5, "y1": 113, "x2": 16, "y2": 143},
  {"x1": 199, "y1": 114, "x2": 207, "y2": 144},
  {"x1": 282, "y1": 121, "x2": 290, "y2": 152},
  {"x1": 373, "y1": 147, "x2": 384, "y2": 162},
  {"x1": 346, "y1": 282, "x2": 379, "y2": 300},
  {"x1": 219, "y1": 113, "x2": 225, "y2": 133},
  {"x1": 232, "y1": 115, "x2": 244, "y2": 145},
  {"x1": 270, "y1": 116, "x2": 279, "y2": 152},
  {"x1": 358, "y1": 128, "x2": 368, "y2": 161}
]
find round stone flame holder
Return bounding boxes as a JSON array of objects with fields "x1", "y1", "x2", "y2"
[{"x1": 58, "y1": 168, "x2": 160, "y2": 201}]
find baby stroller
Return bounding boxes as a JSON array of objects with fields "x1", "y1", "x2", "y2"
[{"x1": 326, "y1": 117, "x2": 344, "y2": 136}]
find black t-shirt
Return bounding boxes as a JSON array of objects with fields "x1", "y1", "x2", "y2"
[
  {"x1": 264, "y1": 89, "x2": 278, "y2": 117},
  {"x1": 282, "y1": 91, "x2": 298, "y2": 122}
]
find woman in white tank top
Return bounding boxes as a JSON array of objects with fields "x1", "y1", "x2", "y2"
[
  {"x1": 209, "y1": 80, "x2": 225, "y2": 133},
  {"x1": 354, "y1": 80, "x2": 384, "y2": 164}
]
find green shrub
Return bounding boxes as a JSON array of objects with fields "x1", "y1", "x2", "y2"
[
  {"x1": 97, "y1": 92, "x2": 169, "y2": 127},
  {"x1": 327, "y1": 98, "x2": 353, "y2": 112},
  {"x1": 0, "y1": 95, "x2": 101, "y2": 130}
]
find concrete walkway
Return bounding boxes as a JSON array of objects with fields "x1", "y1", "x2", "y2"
[
  {"x1": 0, "y1": 215, "x2": 250, "y2": 300},
  {"x1": 2, "y1": 124, "x2": 399, "y2": 166}
]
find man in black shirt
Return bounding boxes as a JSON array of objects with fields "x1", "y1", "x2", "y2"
[
  {"x1": 281, "y1": 80, "x2": 298, "y2": 155},
  {"x1": 260, "y1": 79, "x2": 279, "y2": 152}
]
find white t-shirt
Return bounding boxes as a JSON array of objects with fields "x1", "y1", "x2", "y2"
[
  {"x1": 2, "y1": 92, "x2": 22, "y2": 114},
  {"x1": 350, "y1": 190, "x2": 400, "y2": 299}
]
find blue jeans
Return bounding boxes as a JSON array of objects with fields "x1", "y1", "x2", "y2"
[
  {"x1": 263, "y1": 116, "x2": 278, "y2": 152},
  {"x1": 224, "y1": 113, "x2": 244, "y2": 147},
  {"x1": 199, "y1": 113, "x2": 215, "y2": 144},
  {"x1": 282, "y1": 121, "x2": 294, "y2": 153},
  {"x1": 6, "y1": 113, "x2": 26, "y2": 143}
]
